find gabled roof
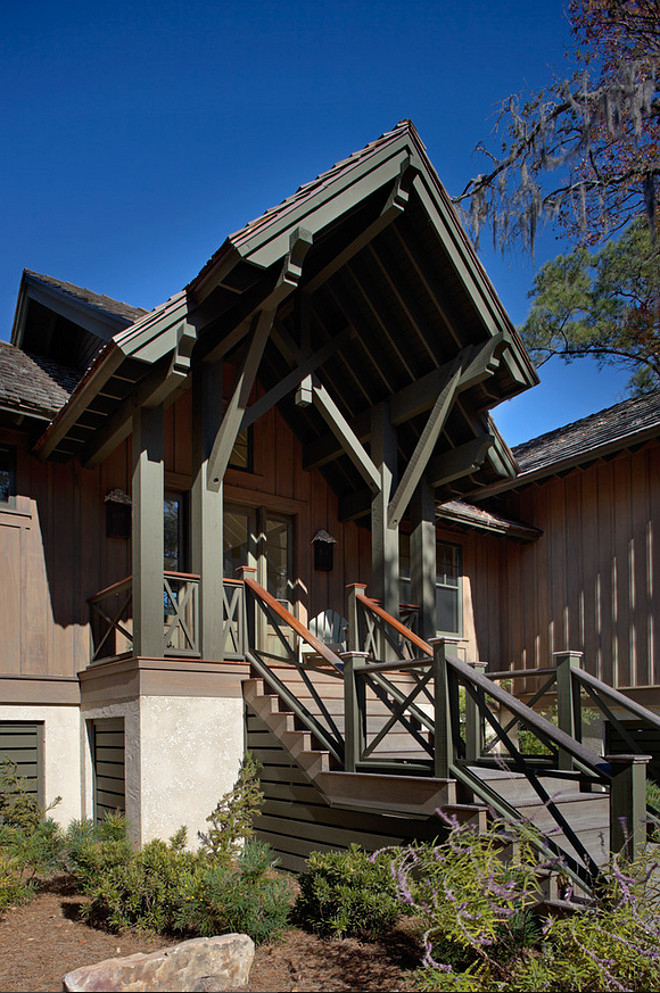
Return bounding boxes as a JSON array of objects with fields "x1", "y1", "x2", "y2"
[
  {"x1": 20, "y1": 271, "x2": 147, "y2": 328},
  {"x1": 31, "y1": 121, "x2": 538, "y2": 493},
  {"x1": 0, "y1": 341, "x2": 79, "y2": 421},
  {"x1": 476, "y1": 389, "x2": 660, "y2": 498}
]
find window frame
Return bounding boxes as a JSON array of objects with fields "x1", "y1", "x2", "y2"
[{"x1": 0, "y1": 445, "x2": 16, "y2": 509}]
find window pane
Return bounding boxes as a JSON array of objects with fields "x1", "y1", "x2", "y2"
[
  {"x1": 164, "y1": 495, "x2": 183, "y2": 571},
  {"x1": 224, "y1": 510, "x2": 250, "y2": 577},
  {"x1": 399, "y1": 532, "x2": 411, "y2": 603},
  {"x1": 229, "y1": 428, "x2": 252, "y2": 471},
  {"x1": 436, "y1": 541, "x2": 461, "y2": 635},
  {"x1": 265, "y1": 517, "x2": 290, "y2": 601},
  {"x1": 0, "y1": 447, "x2": 15, "y2": 504}
]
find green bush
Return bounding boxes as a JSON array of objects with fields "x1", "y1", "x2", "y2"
[
  {"x1": 295, "y1": 843, "x2": 402, "y2": 939},
  {"x1": 199, "y1": 753, "x2": 264, "y2": 867},
  {"x1": 0, "y1": 849, "x2": 33, "y2": 913},
  {"x1": 0, "y1": 758, "x2": 44, "y2": 832},
  {"x1": 63, "y1": 812, "x2": 128, "y2": 874},
  {"x1": 74, "y1": 828, "x2": 198, "y2": 933},
  {"x1": 175, "y1": 839, "x2": 293, "y2": 943}
]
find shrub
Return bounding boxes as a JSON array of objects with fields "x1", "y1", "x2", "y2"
[
  {"x1": 390, "y1": 814, "x2": 660, "y2": 992},
  {"x1": 199, "y1": 753, "x2": 264, "y2": 866},
  {"x1": 63, "y1": 812, "x2": 127, "y2": 874},
  {"x1": 295, "y1": 843, "x2": 402, "y2": 939},
  {"x1": 74, "y1": 828, "x2": 199, "y2": 933},
  {"x1": 176, "y1": 839, "x2": 293, "y2": 944},
  {"x1": 0, "y1": 758, "x2": 44, "y2": 832},
  {"x1": 0, "y1": 849, "x2": 33, "y2": 913}
]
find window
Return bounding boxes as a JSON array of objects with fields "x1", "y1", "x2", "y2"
[
  {"x1": 164, "y1": 492, "x2": 187, "y2": 572},
  {"x1": 0, "y1": 446, "x2": 16, "y2": 507},
  {"x1": 228, "y1": 426, "x2": 253, "y2": 472},
  {"x1": 0, "y1": 722, "x2": 43, "y2": 806},
  {"x1": 436, "y1": 541, "x2": 462, "y2": 637},
  {"x1": 399, "y1": 534, "x2": 462, "y2": 636}
]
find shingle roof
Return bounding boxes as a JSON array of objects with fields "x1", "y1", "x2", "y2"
[
  {"x1": 437, "y1": 498, "x2": 542, "y2": 542},
  {"x1": 513, "y1": 389, "x2": 660, "y2": 477},
  {"x1": 0, "y1": 341, "x2": 79, "y2": 420},
  {"x1": 25, "y1": 270, "x2": 148, "y2": 326}
]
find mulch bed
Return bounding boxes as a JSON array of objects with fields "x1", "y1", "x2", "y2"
[{"x1": 0, "y1": 877, "x2": 421, "y2": 992}]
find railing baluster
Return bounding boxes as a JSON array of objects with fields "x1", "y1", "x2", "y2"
[{"x1": 343, "y1": 652, "x2": 369, "y2": 773}]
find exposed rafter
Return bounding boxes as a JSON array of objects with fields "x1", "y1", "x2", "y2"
[{"x1": 427, "y1": 435, "x2": 495, "y2": 488}]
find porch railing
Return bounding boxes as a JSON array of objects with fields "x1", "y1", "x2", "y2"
[{"x1": 88, "y1": 572, "x2": 201, "y2": 661}]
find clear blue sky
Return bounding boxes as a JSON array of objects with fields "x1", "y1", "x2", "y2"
[{"x1": 0, "y1": 0, "x2": 630, "y2": 445}]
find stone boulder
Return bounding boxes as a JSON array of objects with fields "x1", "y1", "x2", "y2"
[{"x1": 62, "y1": 934, "x2": 255, "y2": 992}]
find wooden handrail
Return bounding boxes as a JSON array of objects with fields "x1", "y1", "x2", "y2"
[
  {"x1": 88, "y1": 575, "x2": 132, "y2": 604},
  {"x1": 244, "y1": 577, "x2": 344, "y2": 672},
  {"x1": 164, "y1": 570, "x2": 200, "y2": 581},
  {"x1": 356, "y1": 593, "x2": 432, "y2": 656},
  {"x1": 352, "y1": 656, "x2": 434, "y2": 675}
]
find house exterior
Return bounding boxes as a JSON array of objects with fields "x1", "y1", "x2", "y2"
[{"x1": 1, "y1": 120, "x2": 656, "y2": 864}]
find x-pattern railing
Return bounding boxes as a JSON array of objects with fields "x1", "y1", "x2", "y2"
[
  {"x1": 222, "y1": 579, "x2": 246, "y2": 659},
  {"x1": 163, "y1": 573, "x2": 199, "y2": 655},
  {"x1": 355, "y1": 592, "x2": 426, "y2": 661},
  {"x1": 88, "y1": 576, "x2": 134, "y2": 662}
]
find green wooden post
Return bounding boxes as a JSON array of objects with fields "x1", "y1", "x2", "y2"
[
  {"x1": 465, "y1": 660, "x2": 487, "y2": 763},
  {"x1": 191, "y1": 359, "x2": 225, "y2": 660},
  {"x1": 342, "y1": 652, "x2": 369, "y2": 773},
  {"x1": 606, "y1": 753, "x2": 651, "y2": 861},
  {"x1": 430, "y1": 637, "x2": 454, "y2": 779},
  {"x1": 370, "y1": 403, "x2": 399, "y2": 633},
  {"x1": 410, "y1": 478, "x2": 437, "y2": 642},
  {"x1": 131, "y1": 403, "x2": 164, "y2": 657},
  {"x1": 555, "y1": 650, "x2": 583, "y2": 771},
  {"x1": 345, "y1": 583, "x2": 367, "y2": 653}
]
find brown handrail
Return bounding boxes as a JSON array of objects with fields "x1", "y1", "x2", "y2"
[
  {"x1": 244, "y1": 577, "x2": 345, "y2": 672},
  {"x1": 356, "y1": 593, "x2": 432, "y2": 656},
  {"x1": 88, "y1": 575, "x2": 132, "y2": 603},
  {"x1": 164, "y1": 570, "x2": 200, "y2": 581}
]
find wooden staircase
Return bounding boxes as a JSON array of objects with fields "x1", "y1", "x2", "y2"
[{"x1": 241, "y1": 576, "x2": 660, "y2": 890}]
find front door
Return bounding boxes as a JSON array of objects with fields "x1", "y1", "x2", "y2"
[{"x1": 224, "y1": 506, "x2": 294, "y2": 655}]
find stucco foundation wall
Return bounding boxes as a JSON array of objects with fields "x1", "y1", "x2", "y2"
[
  {"x1": 0, "y1": 704, "x2": 82, "y2": 826},
  {"x1": 138, "y1": 695, "x2": 245, "y2": 847}
]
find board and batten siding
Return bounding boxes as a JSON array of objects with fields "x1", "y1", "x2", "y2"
[
  {"x1": 492, "y1": 441, "x2": 660, "y2": 689},
  {"x1": 0, "y1": 377, "x2": 372, "y2": 682}
]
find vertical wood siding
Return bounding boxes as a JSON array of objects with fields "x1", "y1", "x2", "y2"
[{"x1": 493, "y1": 442, "x2": 660, "y2": 688}]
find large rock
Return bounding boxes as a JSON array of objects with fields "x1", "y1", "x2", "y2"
[{"x1": 62, "y1": 934, "x2": 255, "y2": 992}]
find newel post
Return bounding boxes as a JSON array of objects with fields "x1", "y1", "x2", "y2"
[
  {"x1": 555, "y1": 650, "x2": 583, "y2": 771},
  {"x1": 430, "y1": 638, "x2": 454, "y2": 779},
  {"x1": 606, "y1": 753, "x2": 651, "y2": 861},
  {"x1": 346, "y1": 583, "x2": 367, "y2": 653},
  {"x1": 342, "y1": 651, "x2": 369, "y2": 773}
]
